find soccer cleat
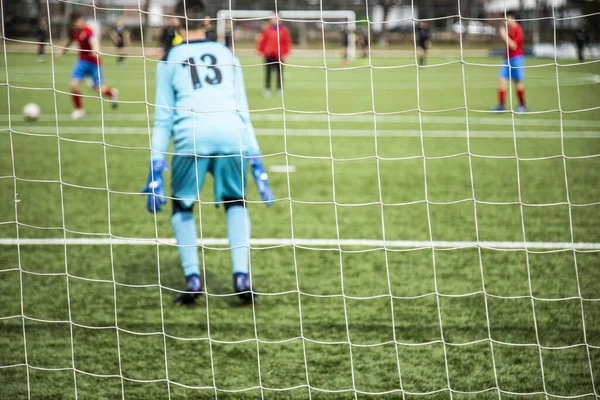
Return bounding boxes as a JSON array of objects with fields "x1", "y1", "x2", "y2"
[
  {"x1": 275, "y1": 89, "x2": 282, "y2": 97},
  {"x1": 111, "y1": 88, "x2": 119, "y2": 109},
  {"x1": 514, "y1": 105, "x2": 528, "y2": 113},
  {"x1": 70, "y1": 108, "x2": 86, "y2": 120},
  {"x1": 493, "y1": 104, "x2": 506, "y2": 112},
  {"x1": 175, "y1": 274, "x2": 202, "y2": 305},
  {"x1": 262, "y1": 89, "x2": 272, "y2": 97},
  {"x1": 233, "y1": 273, "x2": 257, "y2": 304},
  {"x1": 37, "y1": 55, "x2": 45, "y2": 63}
]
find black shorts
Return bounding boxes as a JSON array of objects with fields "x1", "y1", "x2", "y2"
[{"x1": 418, "y1": 41, "x2": 428, "y2": 50}]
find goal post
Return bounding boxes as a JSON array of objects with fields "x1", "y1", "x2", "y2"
[{"x1": 215, "y1": 9, "x2": 357, "y2": 60}]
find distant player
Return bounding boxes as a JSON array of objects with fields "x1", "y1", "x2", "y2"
[
  {"x1": 416, "y1": 21, "x2": 430, "y2": 66},
  {"x1": 257, "y1": 16, "x2": 292, "y2": 97},
  {"x1": 37, "y1": 16, "x2": 48, "y2": 63},
  {"x1": 161, "y1": 17, "x2": 182, "y2": 56},
  {"x1": 495, "y1": 11, "x2": 527, "y2": 113},
  {"x1": 56, "y1": 12, "x2": 119, "y2": 120},
  {"x1": 224, "y1": 19, "x2": 233, "y2": 50},
  {"x1": 340, "y1": 27, "x2": 350, "y2": 65},
  {"x1": 110, "y1": 18, "x2": 130, "y2": 65},
  {"x1": 358, "y1": 27, "x2": 369, "y2": 59},
  {"x1": 203, "y1": 16, "x2": 217, "y2": 42},
  {"x1": 142, "y1": 0, "x2": 274, "y2": 305},
  {"x1": 574, "y1": 25, "x2": 590, "y2": 63}
]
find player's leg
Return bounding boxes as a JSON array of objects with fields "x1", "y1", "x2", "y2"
[
  {"x1": 495, "y1": 78, "x2": 508, "y2": 111},
  {"x1": 512, "y1": 56, "x2": 526, "y2": 112},
  {"x1": 578, "y1": 45, "x2": 584, "y2": 62},
  {"x1": 91, "y1": 65, "x2": 119, "y2": 109},
  {"x1": 171, "y1": 155, "x2": 208, "y2": 304},
  {"x1": 361, "y1": 39, "x2": 368, "y2": 58},
  {"x1": 70, "y1": 79, "x2": 85, "y2": 119},
  {"x1": 495, "y1": 59, "x2": 510, "y2": 111},
  {"x1": 514, "y1": 81, "x2": 526, "y2": 112},
  {"x1": 264, "y1": 56, "x2": 272, "y2": 96},
  {"x1": 212, "y1": 155, "x2": 256, "y2": 304},
  {"x1": 37, "y1": 39, "x2": 45, "y2": 63},
  {"x1": 70, "y1": 61, "x2": 87, "y2": 119},
  {"x1": 417, "y1": 46, "x2": 425, "y2": 66},
  {"x1": 275, "y1": 60, "x2": 283, "y2": 96},
  {"x1": 341, "y1": 37, "x2": 349, "y2": 65},
  {"x1": 117, "y1": 41, "x2": 125, "y2": 65}
]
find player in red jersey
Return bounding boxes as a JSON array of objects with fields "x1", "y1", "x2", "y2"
[
  {"x1": 56, "y1": 12, "x2": 119, "y2": 120},
  {"x1": 495, "y1": 11, "x2": 527, "y2": 112}
]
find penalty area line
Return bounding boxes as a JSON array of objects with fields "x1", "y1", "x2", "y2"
[
  {"x1": 0, "y1": 238, "x2": 599, "y2": 250},
  {"x1": 7, "y1": 126, "x2": 600, "y2": 139}
]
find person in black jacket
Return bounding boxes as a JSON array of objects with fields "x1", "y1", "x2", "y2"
[
  {"x1": 416, "y1": 21, "x2": 430, "y2": 66},
  {"x1": 110, "y1": 18, "x2": 130, "y2": 65},
  {"x1": 574, "y1": 25, "x2": 590, "y2": 63},
  {"x1": 340, "y1": 26, "x2": 350, "y2": 64},
  {"x1": 204, "y1": 16, "x2": 217, "y2": 42},
  {"x1": 37, "y1": 16, "x2": 48, "y2": 62},
  {"x1": 224, "y1": 19, "x2": 233, "y2": 49},
  {"x1": 161, "y1": 17, "x2": 181, "y2": 56}
]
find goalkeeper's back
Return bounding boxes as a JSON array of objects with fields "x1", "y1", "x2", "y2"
[{"x1": 152, "y1": 40, "x2": 259, "y2": 159}]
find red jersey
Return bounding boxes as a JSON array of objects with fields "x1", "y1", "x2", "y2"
[
  {"x1": 257, "y1": 25, "x2": 292, "y2": 61},
  {"x1": 70, "y1": 26, "x2": 100, "y2": 64},
  {"x1": 506, "y1": 23, "x2": 524, "y2": 59}
]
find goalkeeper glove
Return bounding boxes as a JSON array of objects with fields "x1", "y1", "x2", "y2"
[
  {"x1": 141, "y1": 159, "x2": 169, "y2": 213},
  {"x1": 248, "y1": 154, "x2": 274, "y2": 206}
]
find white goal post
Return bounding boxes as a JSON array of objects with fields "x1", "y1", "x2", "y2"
[{"x1": 215, "y1": 9, "x2": 357, "y2": 60}]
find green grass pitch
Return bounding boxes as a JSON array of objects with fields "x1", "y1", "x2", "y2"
[{"x1": 1, "y1": 49, "x2": 600, "y2": 399}]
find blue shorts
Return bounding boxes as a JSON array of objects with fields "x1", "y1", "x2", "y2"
[
  {"x1": 499, "y1": 55, "x2": 525, "y2": 82},
  {"x1": 171, "y1": 155, "x2": 248, "y2": 208},
  {"x1": 70, "y1": 59, "x2": 103, "y2": 87}
]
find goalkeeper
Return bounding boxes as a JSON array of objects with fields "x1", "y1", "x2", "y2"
[{"x1": 142, "y1": 0, "x2": 274, "y2": 305}]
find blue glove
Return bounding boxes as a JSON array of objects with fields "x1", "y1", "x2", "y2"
[
  {"x1": 141, "y1": 159, "x2": 169, "y2": 213},
  {"x1": 248, "y1": 155, "x2": 274, "y2": 206}
]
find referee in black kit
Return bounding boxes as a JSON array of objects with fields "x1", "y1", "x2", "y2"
[
  {"x1": 416, "y1": 21, "x2": 431, "y2": 66},
  {"x1": 574, "y1": 25, "x2": 590, "y2": 63}
]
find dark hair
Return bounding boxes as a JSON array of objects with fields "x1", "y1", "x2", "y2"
[
  {"x1": 505, "y1": 11, "x2": 517, "y2": 19},
  {"x1": 70, "y1": 12, "x2": 83, "y2": 24},
  {"x1": 175, "y1": 0, "x2": 206, "y2": 31}
]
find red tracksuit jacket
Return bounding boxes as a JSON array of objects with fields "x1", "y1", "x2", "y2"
[{"x1": 257, "y1": 24, "x2": 292, "y2": 61}]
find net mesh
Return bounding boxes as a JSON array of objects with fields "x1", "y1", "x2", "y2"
[{"x1": 1, "y1": 0, "x2": 599, "y2": 398}]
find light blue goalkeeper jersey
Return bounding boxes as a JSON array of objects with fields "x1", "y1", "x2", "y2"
[{"x1": 151, "y1": 39, "x2": 259, "y2": 160}]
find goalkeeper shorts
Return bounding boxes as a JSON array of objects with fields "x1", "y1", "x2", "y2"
[{"x1": 171, "y1": 154, "x2": 248, "y2": 208}]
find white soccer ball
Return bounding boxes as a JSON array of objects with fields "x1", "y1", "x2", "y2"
[{"x1": 23, "y1": 103, "x2": 41, "y2": 121}]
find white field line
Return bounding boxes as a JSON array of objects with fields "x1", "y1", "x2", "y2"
[
  {"x1": 2, "y1": 113, "x2": 599, "y2": 128},
  {"x1": 3, "y1": 78, "x2": 597, "y2": 90},
  {"x1": 5, "y1": 125, "x2": 600, "y2": 138},
  {"x1": 2, "y1": 71, "x2": 599, "y2": 89},
  {"x1": 0, "y1": 237, "x2": 599, "y2": 250}
]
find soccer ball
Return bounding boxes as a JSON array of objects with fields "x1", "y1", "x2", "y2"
[{"x1": 23, "y1": 103, "x2": 41, "y2": 121}]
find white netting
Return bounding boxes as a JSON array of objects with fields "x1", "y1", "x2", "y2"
[{"x1": 1, "y1": 0, "x2": 599, "y2": 398}]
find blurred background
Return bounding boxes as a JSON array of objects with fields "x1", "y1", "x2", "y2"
[{"x1": 3, "y1": 0, "x2": 600, "y2": 58}]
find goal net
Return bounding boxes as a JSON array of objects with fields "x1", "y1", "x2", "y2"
[
  {"x1": 216, "y1": 9, "x2": 357, "y2": 60},
  {"x1": 1, "y1": 0, "x2": 599, "y2": 399}
]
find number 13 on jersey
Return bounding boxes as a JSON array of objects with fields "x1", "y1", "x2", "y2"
[{"x1": 183, "y1": 53, "x2": 222, "y2": 90}]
